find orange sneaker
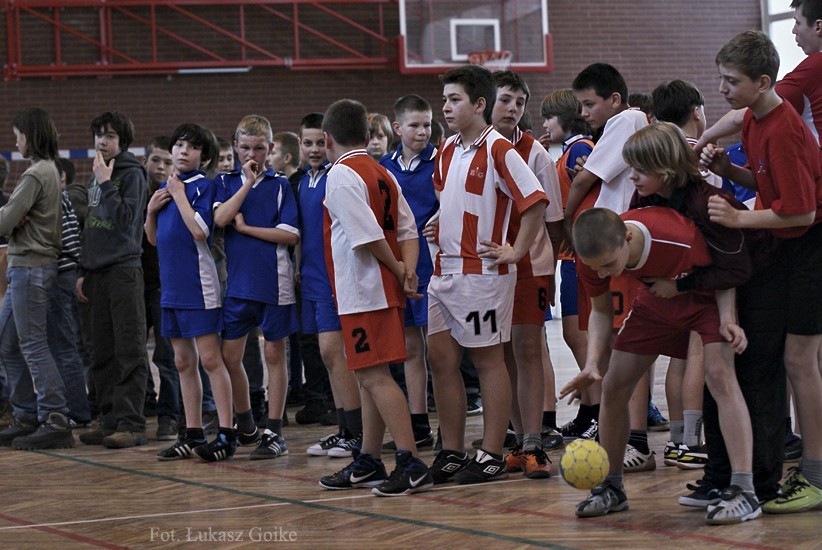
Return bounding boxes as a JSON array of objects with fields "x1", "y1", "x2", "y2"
[
  {"x1": 505, "y1": 446, "x2": 523, "y2": 472},
  {"x1": 521, "y1": 448, "x2": 552, "y2": 479}
]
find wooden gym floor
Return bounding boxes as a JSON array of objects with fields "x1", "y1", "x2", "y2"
[{"x1": 1, "y1": 319, "x2": 818, "y2": 549}]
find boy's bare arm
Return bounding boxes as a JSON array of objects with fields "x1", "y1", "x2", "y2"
[
  {"x1": 213, "y1": 160, "x2": 257, "y2": 227},
  {"x1": 559, "y1": 292, "x2": 613, "y2": 402},
  {"x1": 715, "y1": 287, "x2": 747, "y2": 354},
  {"x1": 708, "y1": 195, "x2": 815, "y2": 229},
  {"x1": 479, "y1": 201, "x2": 546, "y2": 266},
  {"x1": 564, "y1": 168, "x2": 599, "y2": 221},
  {"x1": 694, "y1": 109, "x2": 745, "y2": 155},
  {"x1": 699, "y1": 144, "x2": 756, "y2": 189},
  {"x1": 232, "y1": 212, "x2": 299, "y2": 245}
]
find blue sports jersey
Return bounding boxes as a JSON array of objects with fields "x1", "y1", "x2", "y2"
[
  {"x1": 156, "y1": 171, "x2": 221, "y2": 309},
  {"x1": 379, "y1": 143, "x2": 439, "y2": 285},
  {"x1": 297, "y1": 162, "x2": 334, "y2": 302},
  {"x1": 215, "y1": 169, "x2": 300, "y2": 306}
]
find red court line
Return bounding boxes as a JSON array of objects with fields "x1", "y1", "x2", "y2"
[
  {"x1": 413, "y1": 494, "x2": 780, "y2": 550},
  {"x1": 0, "y1": 513, "x2": 129, "y2": 549}
]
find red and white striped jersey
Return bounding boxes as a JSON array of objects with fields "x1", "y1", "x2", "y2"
[
  {"x1": 323, "y1": 149, "x2": 418, "y2": 315},
  {"x1": 507, "y1": 128, "x2": 563, "y2": 278},
  {"x1": 432, "y1": 125, "x2": 547, "y2": 276}
]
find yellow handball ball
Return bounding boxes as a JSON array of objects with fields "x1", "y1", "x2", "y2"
[{"x1": 560, "y1": 439, "x2": 610, "y2": 490}]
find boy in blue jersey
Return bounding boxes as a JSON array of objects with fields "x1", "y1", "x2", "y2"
[
  {"x1": 378, "y1": 95, "x2": 438, "y2": 451},
  {"x1": 297, "y1": 113, "x2": 364, "y2": 458},
  {"x1": 214, "y1": 115, "x2": 300, "y2": 460},
  {"x1": 145, "y1": 123, "x2": 237, "y2": 462}
]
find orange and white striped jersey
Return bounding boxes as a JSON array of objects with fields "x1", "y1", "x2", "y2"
[
  {"x1": 507, "y1": 128, "x2": 563, "y2": 278},
  {"x1": 323, "y1": 149, "x2": 417, "y2": 315},
  {"x1": 432, "y1": 126, "x2": 547, "y2": 276}
]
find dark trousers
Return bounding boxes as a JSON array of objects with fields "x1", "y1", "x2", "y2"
[
  {"x1": 300, "y1": 332, "x2": 331, "y2": 402},
  {"x1": 85, "y1": 266, "x2": 148, "y2": 432},
  {"x1": 703, "y1": 260, "x2": 787, "y2": 502}
]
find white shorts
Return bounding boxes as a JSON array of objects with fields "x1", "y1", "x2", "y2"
[{"x1": 427, "y1": 273, "x2": 516, "y2": 348}]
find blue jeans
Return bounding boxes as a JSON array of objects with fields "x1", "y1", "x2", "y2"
[
  {"x1": 145, "y1": 287, "x2": 181, "y2": 420},
  {"x1": 0, "y1": 264, "x2": 68, "y2": 422},
  {"x1": 47, "y1": 268, "x2": 92, "y2": 423}
]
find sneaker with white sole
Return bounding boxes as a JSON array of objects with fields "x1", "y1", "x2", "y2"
[
  {"x1": 705, "y1": 485, "x2": 762, "y2": 524},
  {"x1": 677, "y1": 443, "x2": 709, "y2": 470},
  {"x1": 319, "y1": 449, "x2": 387, "y2": 490},
  {"x1": 249, "y1": 430, "x2": 289, "y2": 460},
  {"x1": 679, "y1": 479, "x2": 722, "y2": 508},
  {"x1": 663, "y1": 441, "x2": 680, "y2": 466},
  {"x1": 452, "y1": 449, "x2": 508, "y2": 484},
  {"x1": 623, "y1": 444, "x2": 656, "y2": 473},
  {"x1": 328, "y1": 432, "x2": 362, "y2": 458},
  {"x1": 576, "y1": 479, "x2": 629, "y2": 517},
  {"x1": 371, "y1": 451, "x2": 433, "y2": 496},
  {"x1": 307, "y1": 429, "x2": 344, "y2": 457}
]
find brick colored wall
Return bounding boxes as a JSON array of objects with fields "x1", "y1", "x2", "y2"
[{"x1": 0, "y1": 0, "x2": 760, "y2": 184}]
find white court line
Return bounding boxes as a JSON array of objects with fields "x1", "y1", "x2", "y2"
[{"x1": 0, "y1": 477, "x2": 529, "y2": 532}]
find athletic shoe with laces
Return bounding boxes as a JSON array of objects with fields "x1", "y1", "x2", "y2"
[
  {"x1": 521, "y1": 448, "x2": 552, "y2": 479},
  {"x1": 623, "y1": 444, "x2": 656, "y2": 473},
  {"x1": 505, "y1": 446, "x2": 523, "y2": 472},
  {"x1": 328, "y1": 432, "x2": 362, "y2": 458},
  {"x1": 466, "y1": 393, "x2": 483, "y2": 417},
  {"x1": 250, "y1": 430, "x2": 288, "y2": 460},
  {"x1": 676, "y1": 443, "x2": 709, "y2": 470},
  {"x1": 381, "y1": 431, "x2": 434, "y2": 453},
  {"x1": 372, "y1": 450, "x2": 433, "y2": 496},
  {"x1": 319, "y1": 449, "x2": 387, "y2": 490},
  {"x1": 784, "y1": 433, "x2": 802, "y2": 463},
  {"x1": 307, "y1": 429, "x2": 344, "y2": 456},
  {"x1": 195, "y1": 431, "x2": 237, "y2": 462},
  {"x1": 429, "y1": 449, "x2": 471, "y2": 484},
  {"x1": 541, "y1": 427, "x2": 564, "y2": 450},
  {"x1": 576, "y1": 479, "x2": 629, "y2": 517},
  {"x1": 12, "y1": 412, "x2": 74, "y2": 450},
  {"x1": 663, "y1": 441, "x2": 680, "y2": 466},
  {"x1": 647, "y1": 401, "x2": 669, "y2": 432},
  {"x1": 762, "y1": 470, "x2": 822, "y2": 514},
  {"x1": 452, "y1": 449, "x2": 509, "y2": 484},
  {"x1": 561, "y1": 417, "x2": 598, "y2": 441},
  {"x1": 157, "y1": 432, "x2": 207, "y2": 461},
  {"x1": 236, "y1": 425, "x2": 261, "y2": 446},
  {"x1": 679, "y1": 479, "x2": 722, "y2": 508},
  {"x1": 705, "y1": 485, "x2": 762, "y2": 524}
]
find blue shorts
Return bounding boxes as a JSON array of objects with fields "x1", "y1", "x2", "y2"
[
  {"x1": 404, "y1": 284, "x2": 429, "y2": 328},
  {"x1": 560, "y1": 260, "x2": 579, "y2": 317},
  {"x1": 222, "y1": 297, "x2": 298, "y2": 341},
  {"x1": 300, "y1": 297, "x2": 342, "y2": 334},
  {"x1": 161, "y1": 308, "x2": 223, "y2": 339}
]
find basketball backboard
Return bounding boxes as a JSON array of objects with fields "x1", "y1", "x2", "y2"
[{"x1": 398, "y1": 0, "x2": 552, "y2": 73}]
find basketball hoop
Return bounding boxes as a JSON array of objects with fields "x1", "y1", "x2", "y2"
[{"x1": 468, "y1": 50, "x2": 513, "y2": 72}]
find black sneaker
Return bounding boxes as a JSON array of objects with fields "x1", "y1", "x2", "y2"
[
  {"x1": 250, "y1": 430, "x2": 289, "y2": 460},
  {"x1": 429, "y1": 449, "x2": 471, "y2": 484},
  {"x1": 452, "y1": 449, "x2": 509, "y2": 484},
  {"x1": 471, "y1": 429, "x2": 517, "y2": 450},
  {"x1": 433, "y1": 427, "x2": 442, "y2": 452},
  {"x1": 12, "y1": 412, "x2": 74, "y2": 450},
  {"x1": 561, "y1": 417, "x2": 598, "y2": 441},
  {"x1": 328, "y1": 432, "x2": 362, "y2": 458},
  {"x1": 466, "y1": 392, "x2": 483, "y2": 416},
  {"x1": 381, "y1": 431, "x2": 434, "y2": 454},
  {"x1": 157, "y1": 432, "x2": 207, "y2": 461},
  {"x1": 195, "y1": 431, "x2": 237, "y2": 462},
  {"x1": 319, "y1": 450, "x2": 388, "y2": 490},
  {"x1": 307, "y1": 429, "x2": 345, "y2": 457},
  {"x1": 705, "y1": 485, "x2": 762, "y2": 524},
  {"x1": 156, "y1": 416, "x2": 179, "y2": 441},
  {"x1": 237, "y1": 425, "x2": 261, "y2": 446},
  {"x1": 372, "y1": 451, "x2": 434, "y2": 496},
  {"x1": 0, "y1": 416, "x2": 38, "y2": 446},
  {"x1": 679, "y1": 479, "x2": 722, "y2": 508},
  {"x1": 295, "y1": 399, "x2": 330, "y2": 425}
]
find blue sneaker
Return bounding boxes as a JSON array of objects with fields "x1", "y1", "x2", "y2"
[{"x1": 647, "y1": 401, "x2": 669, "y2": 432}]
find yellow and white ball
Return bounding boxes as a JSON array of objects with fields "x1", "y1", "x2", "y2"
[{"x1": 560, "y1": 439, "x2": 610, "y2": 490}]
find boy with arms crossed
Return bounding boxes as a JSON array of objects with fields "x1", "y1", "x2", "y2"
[
  {"x1": 319, "y1": 99, "x2": 433, "y2": 496},
  {"x1": 426, "y1": 65, "x2": 547, "y2": 484},
  {"x1": 213, "y1": 115, "x2": 301, "y2": 460}
]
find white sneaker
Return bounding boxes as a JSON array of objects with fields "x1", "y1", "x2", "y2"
[
  {"x1": 623, "y1": 444, "x2": 656, "y2": 473},
  {"x1": 705, "y1": 485, "x2": 762, "y2": 524},
  {"x1": 306, "y1": 430, "x2": 343, "y2": 457}
]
